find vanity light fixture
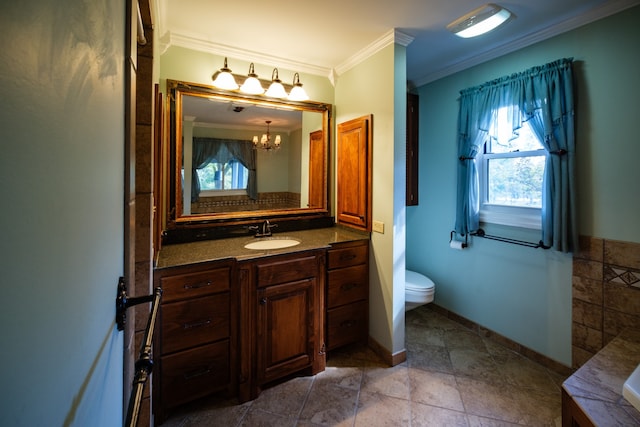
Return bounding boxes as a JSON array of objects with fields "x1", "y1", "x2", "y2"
[
  {"x1": 211, "y1": 59, "x2": 309, "y2": 100},
  {"x1": 287, "y1": 73, "x2": 309, "y2": 101},
  {"x1": 253, "y1": 120, "x2": 281, "y2": 150},
  {"x1": 211, "y1": 57, "x2": 239, "y2": 90},
  {"x1": 239, "y1": 63, "x2": 265, "y2": 95},
  {"x1": 265, "y1": 68, "x2": 288, "y2": 99},
  {"x1": 447, "y1": 3, "x2": 513, "y2": 38}
]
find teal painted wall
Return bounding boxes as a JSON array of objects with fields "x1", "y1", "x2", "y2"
[
  {"x1": 0, "y1": 1, "x2": 125, "y2": 425},
  {"x1": 407, "y1": 6, "x2": 640, "y2": 365}
]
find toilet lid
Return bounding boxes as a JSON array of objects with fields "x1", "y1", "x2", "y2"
[{"x1": 406, "y1": 270, "x2": 434, "y2": 291}]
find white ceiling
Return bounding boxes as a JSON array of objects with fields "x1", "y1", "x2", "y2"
[{"x1": 154, "y1": 0, "x2": 638, "y2": 87}]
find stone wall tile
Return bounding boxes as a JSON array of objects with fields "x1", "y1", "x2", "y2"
[
  {"x1": 572, "y1": 276, "x2": 603, "y2": 305},
  {"x1": 573, "y1": 258, "x2": 603, "y2": 281},
  {"x1": 572, "y1": 298, "x2": 602, "y2": 330},
  {"x1": 604, "y1": 239, "x2": 640, "y2": 270}
]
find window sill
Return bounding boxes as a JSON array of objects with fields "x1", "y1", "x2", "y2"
[{"x1": 480, "y1": 207, "x2": 541, "y2": 230}]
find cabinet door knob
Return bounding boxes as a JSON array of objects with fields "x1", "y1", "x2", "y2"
[{"x1": 260, "y1": 297, "x2": 267, "y2": 305}]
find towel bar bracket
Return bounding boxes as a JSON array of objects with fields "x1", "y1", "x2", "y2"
[{"x1": 115, "y1": 276, "x2": 162, "y2": 331}]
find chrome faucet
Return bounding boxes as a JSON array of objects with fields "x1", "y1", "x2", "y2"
[{"x1": 250, "y1": 220, "x2": 277, "y2": 237}]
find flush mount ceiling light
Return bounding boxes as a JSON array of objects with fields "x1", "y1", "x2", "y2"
[
  {"x1": 253, "y1": 120, "x2": 281, "y2": 150},
  {"x1": 211, "y1": 57, "x2": 239, "y2": 90},
  {"x1": 447, "y1": 3, "x2": 513, "y2": 38}
]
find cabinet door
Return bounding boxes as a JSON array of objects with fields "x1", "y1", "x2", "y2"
[
  {"x1": 256, "y1": 278, "x2": 316, "y2": 384},
  {"x1": 337, "y1": 115, "x2": 373, "y2": 231},
  {"x1": 308, "y1": 129, "x2": 326, "y2": 209}
]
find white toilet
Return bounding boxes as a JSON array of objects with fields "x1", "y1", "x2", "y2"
[{"x1": 405, "y1": 270, "x2": 435, "y2": 312}]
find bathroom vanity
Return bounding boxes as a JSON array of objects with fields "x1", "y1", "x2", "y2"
[
  {"x1": 152, "y1": 79, "x2": 373, "y2": 422},
  {"x1": 152, "y1": 227, "x2": 369, "y2": 422}
]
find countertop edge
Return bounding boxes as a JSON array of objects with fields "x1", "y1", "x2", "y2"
[{"x1": 155, "y1": 226, "x2": 370, "y2": 270}]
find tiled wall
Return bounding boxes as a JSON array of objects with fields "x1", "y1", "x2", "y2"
[
  {"x1": 192, "y1": 191, "x2": 301, "y2": 213},
  {"x1": 572, "y1": 236, "x2": 640, "y2": 368}
]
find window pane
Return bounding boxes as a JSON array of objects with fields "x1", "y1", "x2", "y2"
[
  {"x1": 199, "y1": 163, "x2": 223, "y2": 190},
  {"x1": 487, "y1": 156, "x2": 544, "y2": 208},
  {"x1": 199, "y1": 160, "x2": 248, "y2": 191},
  {"x1": 490, "y1": 108, "x2": 544, "y2": 153}
]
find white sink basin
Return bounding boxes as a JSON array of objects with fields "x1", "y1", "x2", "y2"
[
  {"x1": 623, "y1": 363, "x2": 640, "y2": 412},
  {"x1": 244, "y1": 237, "x2": 301, "y2": 250}
]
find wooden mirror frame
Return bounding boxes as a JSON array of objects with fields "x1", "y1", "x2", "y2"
[{"x1": 164, "y1": 79, "x2": 332, "y2": 238}]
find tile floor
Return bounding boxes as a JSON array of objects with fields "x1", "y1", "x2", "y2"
[{"x1": 160, "y1": 305, "x2": 569, "y2": 426}]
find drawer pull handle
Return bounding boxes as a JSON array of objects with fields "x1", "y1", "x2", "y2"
[
  {"x1": 183, "y1": 367, "x2": 211, "y2": 380},
  {"x1": 340, "y1": 320, "x2": 356, "y2": 328},
  {"x1": 340, "y1": 254, "x2": 357, "y2": 262},
  {"x1": 184, "y1": 281, "x2": 212, "y2": 290},
  {"x1": 183, "y1": 319, "x2": 211, "y2": 329},
  {"x1": 340, "y1": 282, "x2": 358, "y2": 291}
]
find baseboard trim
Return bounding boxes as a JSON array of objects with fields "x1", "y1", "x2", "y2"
[{"x1": 368, "y1": 335, "x2": 406, "y2": 366}]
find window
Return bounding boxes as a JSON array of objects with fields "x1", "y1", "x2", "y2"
[
  {"x1": 198, "y1": 159, "x2": 248, "y2": 194},
  {"x1": 478, "y1": 107, "x2": 545, "y2": 229},
  {"x1": 454, "y1": 58, "x2": 576, "y2": 251}
]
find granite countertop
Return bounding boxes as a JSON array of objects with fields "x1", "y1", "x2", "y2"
[
  {"x1": 155, "y1": 226, "x2": 370, "y2": 269},
  {"x1": 562, "y1": 328, "x2": 640, "y2": 425}
]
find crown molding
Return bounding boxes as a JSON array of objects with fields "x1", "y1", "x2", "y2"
[
  {"x1": 161, "y1": 31, "x2": 333, "y2": 78},
  {"x1": 412, "y1": 0, "x2": 640, "y2": 86},
  {"x1": 335, "y1": 29, "x2": 414, "y2": 76}
]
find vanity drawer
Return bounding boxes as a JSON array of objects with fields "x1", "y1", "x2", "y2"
[
  {"x1": 327, "y1": 264, "x2": 368, "y2": 309},
  {"x1": 161, "y1": 293, "x2": 230, "y2": 354},
  {"x1": 160, "y1": 340, "x2": 230, "y2": 409},
  {"x1": 326, "y1": 301, "x2": 367, "y2": 350},
  {"x1": 160, "y1": 266, "x2": 231, "y2": 303},
  {"x1": 328, "y1": 244, "x2": 368, "y2": 269},
  {"x1": 256, "y1": 253, "x2": 319, "y2": 287}
]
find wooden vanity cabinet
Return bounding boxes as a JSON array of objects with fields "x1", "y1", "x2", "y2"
[
  {"x1": 337, "y1": 115, "x2": 373, "y2": 231},
  {"x1": 238, "y1": 250, "x2": 326, "y2": 401},
  {"x1": 153, "y1": 259, "x2": 237, "y2": 423},
  {"x1": 326, "y1": 240, "x2": 369, "y2": 351}
]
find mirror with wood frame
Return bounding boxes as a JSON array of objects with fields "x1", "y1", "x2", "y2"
[{"x1": 165, "y1": 79, "x2": 331, "y2": 230}]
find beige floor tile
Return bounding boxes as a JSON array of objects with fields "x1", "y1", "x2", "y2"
[
  {"x1": 248, "y1": 376, "x2": 312, "y2": 419},
  {"x1": 406, "y1": 322, "x2": 446, "y2": 346},
  {"x1": 361, "y1": 363, "x2": 410, "y2": 400},
  {"x1": 456, "y1": 376, "x2": 525, "y2": 423},
  {"x1": 444, "y1": 328, "x2": 488, "y2": 352},
  {"x1": 410, "y1": 401, "x2": 469, "y2": 426},
  {"x1": 466, "y1": 414, "x2": 523, "y2": 426},
  {"x1": 159, "y1": 306, "x2": 565, "y2": 427},
  {"x1": 313, "y1": 365, "x2": 364, "y2": 390},
  {"x1": 449, "y1": 348, "x2": 505, "y2": 384},
  {"x1": 406, "y1": 341, "x2": 453, "y2": 373},
  {"x1": 238, "y1": 408, "x2": 296, "y2": 427},
  {"x1": 408, "y1": 367, "x2": 465, "y2": 412},
  {"x1": 498, "y1": 352, "x2": 560, "y2": 393},
  {"x1": 354, "y1": 391, "x2": 410, "y2": 427},
  {"x1": 298, "y1": 382, "x2": 358, "y2": 426}
]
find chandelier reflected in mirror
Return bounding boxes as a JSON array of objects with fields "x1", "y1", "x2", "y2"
[{"x1": 253, "y1": 120, "x2": 281, "y2": 150}]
